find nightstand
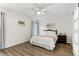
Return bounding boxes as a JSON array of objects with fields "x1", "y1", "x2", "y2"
[{"x1": 57, "y1": 35, "x2": 67, "y2": 43}]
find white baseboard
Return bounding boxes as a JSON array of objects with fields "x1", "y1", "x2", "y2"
[{"x1": 5, "y1": 40, "x2": 29, "y2": 48}]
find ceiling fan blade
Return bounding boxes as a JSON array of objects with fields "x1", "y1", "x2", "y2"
[
  {"x1": 33, "y1": 7, "x2": 39, "y2": 11},
  {"x1": 40, "y1": 4, "x2": 51, "y2": 11},
  {"x1": 39, "y1": 11, "x2": 48, "y2": 15},
  {"x1": 40, "y1": 9, "x2": 49, "y2": 13},
  {"x1": 33, "y1": 4, "x2": 41, "y2": 11},
  {"x1": 33, "y1": 3, "x2": 51, "y2": 11}
]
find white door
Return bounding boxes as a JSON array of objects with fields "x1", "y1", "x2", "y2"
[
  {"x1": 73, "y1": 4, "x2": 79, "y2": 56},
  {"x1": 0, "y1": 12, "x2": 2, "y2": 49},
  {"x1": 78, "y1": 3, "x2": 79, "y2": 55}
]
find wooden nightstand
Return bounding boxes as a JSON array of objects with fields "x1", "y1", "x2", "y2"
[{"x1": 57, "y1": 35, "x2": 67, "y2": 43}]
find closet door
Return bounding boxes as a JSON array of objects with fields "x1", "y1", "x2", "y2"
[
  {"x1": 0, "y1": 12, "x2": 2, "y2": 49},
  {"x1": 0, "y1": 12, "x2": 5, "y2": 49},
  {"x1": 78, "y1": 3, "x2": 79, "y2": 56}
]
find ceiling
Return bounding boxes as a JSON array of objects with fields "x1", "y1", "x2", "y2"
[{"x1": 0, "y1": 3, "x2": 77, "y2": 19}]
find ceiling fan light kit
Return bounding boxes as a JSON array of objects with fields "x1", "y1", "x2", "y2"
[{"x1": 37, "y1": 11, "x2": 41, "y2": 15}]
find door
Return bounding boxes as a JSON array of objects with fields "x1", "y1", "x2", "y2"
[
  {"x1": 0, "y1": 12, "x2": 5, "y2": 49},
  {"x1": 73, "y1": 3, "x2": 79, "y2": 56},
  {"x1": 0, "y1": 12, "x2": 2, "y2": 49}
]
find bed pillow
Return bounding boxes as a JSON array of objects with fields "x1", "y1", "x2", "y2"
[{"x1": 43, "y1": 31, "x2": 56, "y2": 36}]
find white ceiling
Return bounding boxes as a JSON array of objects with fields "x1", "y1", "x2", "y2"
[{"x1": 0, "y1": 3, "x2": 77, "y2": 19}]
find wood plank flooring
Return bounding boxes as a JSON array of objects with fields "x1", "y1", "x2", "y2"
[{"x1": 0, "y1": 42, "x2": 73, "y2": 56}]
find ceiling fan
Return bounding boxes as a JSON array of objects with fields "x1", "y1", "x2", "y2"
[
  {"x1": 25, "y1": 4, "x2": 50, "y2": 16},
  {"x1": 33, "y1": 6, "x2": 48, "y2": 15}
]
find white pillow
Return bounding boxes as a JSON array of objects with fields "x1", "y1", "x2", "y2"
[{"x1": 43, "y1": 31, "x2": 56, "y2": 36}]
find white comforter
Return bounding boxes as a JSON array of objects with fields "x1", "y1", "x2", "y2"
[{"x1": 30, "y1": 35, "x2": 57, "y2": 50}]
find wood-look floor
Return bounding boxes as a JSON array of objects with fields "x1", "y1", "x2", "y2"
[{"x1": 0, "y1": 42, "x2": 73, "y2": 56}]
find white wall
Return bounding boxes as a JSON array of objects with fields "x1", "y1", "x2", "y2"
[
  {"x1": 3, "y1": 10, "x2": 32, "y2": 48},
  {"x1": 38, "y1": 15, "x2": 73, "y2": 43}
]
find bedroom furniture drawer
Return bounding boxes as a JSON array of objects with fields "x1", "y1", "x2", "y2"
[{"x1": 58, "y1": 35, "x2": 66, "y2": 43}]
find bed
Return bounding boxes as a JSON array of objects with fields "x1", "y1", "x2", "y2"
[{"x1": 30, "y1": 29, "x2": 58, "y2": 50}]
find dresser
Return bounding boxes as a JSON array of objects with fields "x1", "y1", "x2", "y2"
[{"x1": 57, "y1": 35, "x2": 67, "y2": 43}]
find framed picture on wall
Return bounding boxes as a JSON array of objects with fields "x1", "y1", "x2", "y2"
[{"x1": 46, "y1": 23, "x2": 55, "y2": 29}]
